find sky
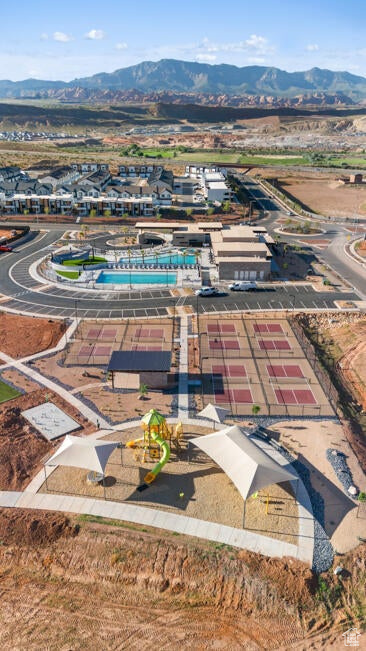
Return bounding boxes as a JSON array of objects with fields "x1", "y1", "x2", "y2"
[{"x1": 2, "y1": 0, "x2": 366, "y2": 81}]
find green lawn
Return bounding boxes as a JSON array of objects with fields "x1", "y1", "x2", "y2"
[
  {"x1": 62, "y1": 256, "x2": 106, "y2": 267},
  {"x1": 0, "y1": 379, "x2": 21, "y2": 404},
  {"x1": 175, "y1": 151, "x2": 241, "y2": 163},
  {"x1": 57, "y1": 270, "x2": 80, "y2": 279}
]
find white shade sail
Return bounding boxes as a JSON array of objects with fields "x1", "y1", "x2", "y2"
[
  {"x1": 198, "y1": 403, "x2": 229, "y2": 424},
  {"x1": 189, "y1": 425, "x2": 296, "y2": 501},
  {"x1": 46, "y1": 435, "x2": 119, "y2": 475}
]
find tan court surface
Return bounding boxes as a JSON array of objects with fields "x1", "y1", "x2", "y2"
[
  {"x1": 197, "y1": 314, "x2": 333, "y2": 417},
  {"x1": 63, "y1": 318, "x2": 176, "y2": 366}
]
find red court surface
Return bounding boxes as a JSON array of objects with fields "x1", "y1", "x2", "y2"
[
  {"x1": 215, "y1": 388, "x2": 253, "y2": 404},
  {"x1": 258, "y1": 339, "x2": 291, "y2": 351},
  {"x1": 87, "y1": 328, "x2": 101, "y2": 339},
  {"x1": 207, "y1": 323, "x2": 236, "y2": 334},
  {"x1": 212, "y1": 364, "x2": 247, "y2": 378},
  {"x1": 135, "y1": 327, "x2": 164, "y2": 339},
  {"x1": 100, "y1": 328, "x2": 117, "y2": 338},
  {"x1": 209, "y1": 338, "x2": 240, "y2": 350},
  {"x1": 267, "y1": 364, "x2": 304, "y2": 379},
  {"x1": 131, "y1": 344, "x2": 162, "y2": 351},
  {"x1": 78, "y1": 345, "x2": 92, "y2": 357},
  {"x1": 254, "y1": 323, "x2": 284, "y2": 334},
  {"x1": 94, "y1": 345, "x2": 112, "y2": 356},
  {"x1": 275, "y1": 388, "x2": 316, "y2": 405}
]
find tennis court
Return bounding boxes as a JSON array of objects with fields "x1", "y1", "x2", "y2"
[
  {"x1": 131, "y1": 344, "x2": 163, "y2": 351},
  {"x1": 267, "y1": 364, "x2": 304, "y2": 379},
  {"x1": 207, "y1": 322, "x2": 237, "y2": 335},
  {"x1": 197, "y1": 313, "x2": 334, "y2": 417},
  {"x1": 63, "y1": 317, "x2": 175, "y2": 366},
  {"x1": 275, "y1": 388, "x2": 317, "y2": 405},
  {"x1": 209, "y1": 338, "x2": 240, "y2": 351},
  {"x1": 212, "y1": 363, "x2": 247, "y2": 378},
  {"x1": 134, "y1": 327, "x2": 165, "y2": 339},
  {"x1": 214, "y1": 386, "x2": 253, "y2": 405},
  {"x1": 258, "y1": 339, "x2": 291, "y2": 351},
  {"x1": 253, "y1": 323, "x2": 284, "y2": 334}
]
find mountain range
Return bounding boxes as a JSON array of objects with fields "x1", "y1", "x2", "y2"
[{"x1": 1, "y1": 59, "x2": 366, "y2": 102}]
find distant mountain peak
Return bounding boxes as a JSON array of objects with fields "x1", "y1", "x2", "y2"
[{"x1": 1, "y1": 59, "x2": 366, "y2": 100}]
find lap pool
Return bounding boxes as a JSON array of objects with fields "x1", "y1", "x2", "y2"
[{"x1": 96, "y1": 271, "x2": 177, "y2": 285}]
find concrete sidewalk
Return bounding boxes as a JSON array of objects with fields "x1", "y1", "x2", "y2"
[{"x1": 1, "y1": 489, "x2": 304, "y2": 561}]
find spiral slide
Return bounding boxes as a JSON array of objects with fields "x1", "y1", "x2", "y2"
[{"x1": 143, "y1": 431, "x2": 170, "y2": 484}]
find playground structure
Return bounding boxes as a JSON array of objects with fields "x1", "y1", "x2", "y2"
[{"x1": 126, "y1": 409, "x2": 184, "y2": 484}]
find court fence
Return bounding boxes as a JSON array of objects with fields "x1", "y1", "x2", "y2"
[{"x1": 289, "y1": 318, "x2": 338, "y2": 415}]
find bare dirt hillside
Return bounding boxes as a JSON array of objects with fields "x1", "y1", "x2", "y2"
[
  {"x1": 0, "y1": 313, "x2": 66, "y2": 358},
  {"x1": 0, "y1": 509, "x2": 364, "y2": 649}
]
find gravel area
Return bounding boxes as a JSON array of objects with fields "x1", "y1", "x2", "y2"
[
  {"x1": 326, "y1": 448, "x2": 358, "y2": 496},
  {"x1": 280, "y1": 446, "x2": 334, "y2": 574}
]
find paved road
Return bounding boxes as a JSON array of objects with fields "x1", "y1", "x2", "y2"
[
  {"x1": 0, "y1": 230, "x2": 359, "y2": 319},
  {"x1": 234, "y1": 174, "x2": 366, "y2": 298}
]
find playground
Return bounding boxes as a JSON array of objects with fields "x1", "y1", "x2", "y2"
[
  {"x1": 195, "y1": 314, "x2": 332, "y2": 417},
  {"x1": 40, "y1": 411, "x2": 299, "y2": 544}
]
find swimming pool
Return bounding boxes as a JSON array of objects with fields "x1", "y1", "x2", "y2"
[
  {"x1": 96, "y1": 271, "x2": 177, "y2": 285},
  {"x1": 119, "y1": 250, "x2": 197, "y2": 266}
]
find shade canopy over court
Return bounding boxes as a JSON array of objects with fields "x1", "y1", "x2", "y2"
[
  {"x1": 45, "y1": 435, "x2": 119, "y2": 475},
  {"x1": 189, "y1": 426, "x2": 297, "y2": 501}
]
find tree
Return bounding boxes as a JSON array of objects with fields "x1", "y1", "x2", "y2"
[
  {"x1": 207, "y1": 207, "x2": 215, "y2": 216},
  {"x1": 186, "y1": 208, "x2": 193, "y2": 218},
  {"x1": 251, "y1": 405, "x2": 261, "y2": 416},
  {"x1": 222, "y1": 200, "x2": 231, "y2": 213},
  {"x1": 139, "y1": 384, "x2": 149, "y2": 400}
]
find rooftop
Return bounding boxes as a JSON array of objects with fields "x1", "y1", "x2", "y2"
[{"x1": 107, "y1": 350, "x2": 172, "y2": 373}]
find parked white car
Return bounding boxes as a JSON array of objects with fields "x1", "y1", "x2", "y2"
[
  {"x1": 228, "y1": 281, "x2": 257, "y2": 292},
  {"x1": 195, "y1": 287, "x2": 219, "y2": 296}
]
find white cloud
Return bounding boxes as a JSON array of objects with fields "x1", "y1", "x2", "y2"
[
  {"x1": 195, "y1": 53, "x2": 217, "y2": 62},
  {"x1": 245, "y1": 34, "x2": 268, "y2": 50},
  {"x1": 53, "y1": 31, "x2": 73, "y2": 43},
  {"x1": 196, "y1": 35, "x2": 274, "y2": 59},
  {"x1": 306, "y1": 44, "x2": 319, "y2": 52},
  {"x1": 116, "y1": 42, "x2": 128, "y2": 50},
  {"x1": 85, "y1": 29, "x2": 105, "y2": 40},
  {"x1": 40, "y1": 33, "x2": 49, "y2": 41}
]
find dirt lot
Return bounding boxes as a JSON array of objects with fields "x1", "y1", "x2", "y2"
[
  {"x1": 0, "y1": 508, "x2": 364, "y2": 649},
  {"x1": 253, "y1": 168, "x2": 366, "y2": 217},
  {"x1": 297, "y1": 312, "x2": 366, "y2": 474},
  {"x1": 0, "y1": 388, "x2": 95, "y2": 491},
  {"x1": 0, "y1": 313, "x2": 66, "y2": 358}
]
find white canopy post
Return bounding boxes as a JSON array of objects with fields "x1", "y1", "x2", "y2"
[{"x1": 197, "y1": 403, "x2": 230, "y2": 429}]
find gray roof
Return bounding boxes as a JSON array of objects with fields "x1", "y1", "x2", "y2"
[
  {"x1": 107, "y1": 350, "x2": 171, "y2": 372},
  {"x1": 41, "y1": 166, "x2": 73, "y2": 180}
]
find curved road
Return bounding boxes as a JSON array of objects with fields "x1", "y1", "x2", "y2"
[
  {"x1": 0, "y1": 229, "x2": 359, "y2": 319},
  {"x1": 236, "y1": 174, "x2": 366, "y2": 299}
]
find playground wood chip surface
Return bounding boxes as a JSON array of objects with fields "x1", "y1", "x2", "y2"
[{"x1": 40, "y1": 425, "x2": 299, "y2": 545}]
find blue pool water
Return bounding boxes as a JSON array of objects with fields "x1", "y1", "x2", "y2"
[
  {"x1": 119, "y1": 252, "x2": 197, "y2": 266},
  {"x1": 96, "y1": 271, "x2": 177, "y2": 285}
]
